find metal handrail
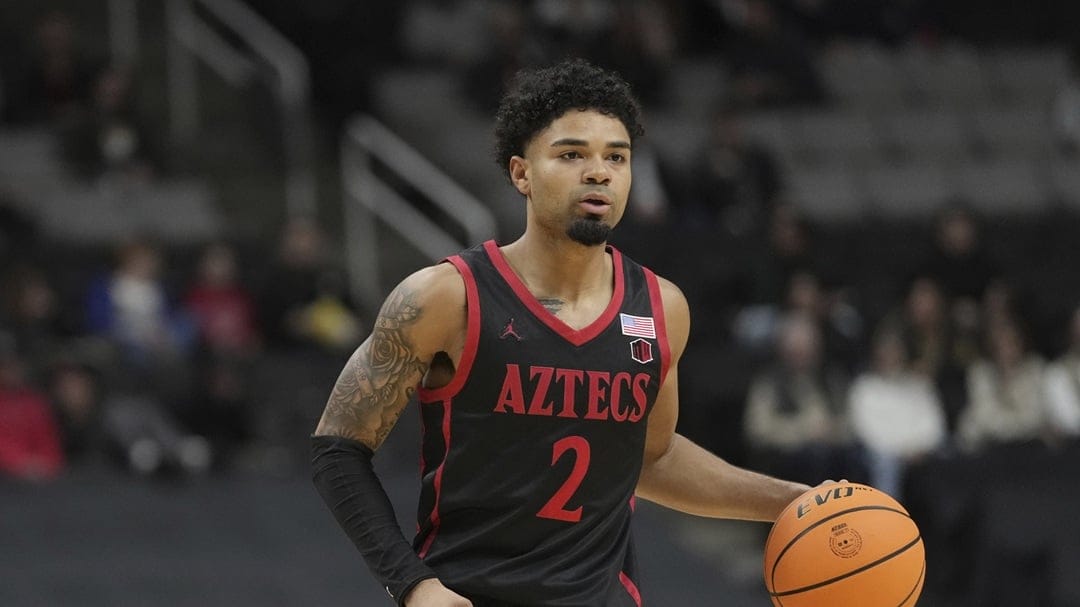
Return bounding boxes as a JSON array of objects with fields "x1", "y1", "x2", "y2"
[
  {"x1": 341, "y1": 114, "x2": 498, "y2": 315},
  {"x1": 165, "y1": 0, "x2": 316, "y2": 218}
]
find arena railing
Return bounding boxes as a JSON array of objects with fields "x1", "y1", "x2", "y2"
[
  {"x1": 164, "y1": 0, "x2": 317, "y2": 218},
  {"x1": 341, "y1": 115, "x2": 498, "y2": 316}
]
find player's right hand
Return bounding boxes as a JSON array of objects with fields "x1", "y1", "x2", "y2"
[{"x1": 403, "y1": 578, "x2": 473, "y2": 606}]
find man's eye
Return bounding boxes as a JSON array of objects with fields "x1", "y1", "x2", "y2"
[
  {"x1": 561, "y1": 151, "x2": 582, "y2": 160},
  {"x1": 609, "y1": 153, "x2": 625, "y2": 163}
]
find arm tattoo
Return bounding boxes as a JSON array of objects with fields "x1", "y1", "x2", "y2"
[
  {"x1": 538, "y1": 297, "x2": 564, "y2": 315},
  {"x1": 317, "y1": 287, "x2": 428, "y2": 448}
]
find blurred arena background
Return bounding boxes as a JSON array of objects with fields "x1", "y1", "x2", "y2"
[{"x1": 2, "y1": 1, "x2": 1080, "y2": 605}]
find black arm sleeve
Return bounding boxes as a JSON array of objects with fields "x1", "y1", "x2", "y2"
[{"x1": 311, "y1": 435, "x2": 438, "y2": 605}]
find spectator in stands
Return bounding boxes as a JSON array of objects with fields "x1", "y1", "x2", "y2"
[
  {"x1": 1042, "y1": 304, "x2": 1080, "y2": 439},
  {"x1": 182, "y1": 242, "x2": 260, "y2": 462},
  {"x1": 251, "y1": 1, "x2": 405, "y2": 129},
  {"x1": 466, "y1": 1, "x2": 676, "y2": 111},
  {"x1": 1052, "y1": 40, "x2": 1080, "y2": 154},
  {"x1": 60, "y1": 64, "x2": 159, "y2": 182},
  {"x1": 624, "y1": 140, "x2": 675, "y2": 228},
  {"x1": 609, "y1": 139, "x2": 681, "y2": 270},
  {"x1": 46, "y1": 353, "x2": 213, "y2": 478},
  {"x1": 786, "y1": 269, "x2": 864, "y2": 371},
  {"x1": 743, "y1": 312, "x2": 855, "y2": 485},
  {"x1": 749, "y1": 203, "x2": 818, "y2": 304},
  {"x1": 100, "y1": 391, "x2": 212, "y2": 478},
  {"x1": 259, "y1": 218, "x2": 362, "y2": 352},
  {"x1": 597, "y1": 0, "x2": 677, "y2": 106},
  {"x1": 47, "y1": 360, "x2": 108, "y2": 471},
  {"x1": 730, "y1": 204, "x2": 831, "y2": 353},
  {"x1": 4, "y1": 9, "x2": 97, "y2": 125},
  {"x1": 183, "y1": 243, "x2": 259, "y2": 357},
  {"x1": 848, "y1": 322, "x2": 947, "y2": 498},
  {"x1": 0, "y1": 191, "x2": 41, "y2": 268},
  {"x1": 732, "y1": 267, "x2": 863, "y2": 371},
  {"x1": 532, "y1": 0, "x2": 616, "y2": 61},
  {"x1": 921, "y1": 204, "x2": 999, "y2": 337},
  {"x1": 84, "y1": 240, "x2": 196, "y2": 415},
  {"x1": 1, "y1": 264, "x2": 74, "y2": 373},
  {"x1": 0, "y1": 342, "x2": 64, "y2": 481},
  {"x1": 462, "y1": 2, "x2": 547, "y2": 113},
  {"x1": 898, "y1": 275, "x2": 968, "y2": 433},
  {"x1": 958, "y1": 319, "x2": 1052, "y2": 452},
  {"x1": 778, "y1": 0, "x2": 931, "y2": 45},
  {"x1": 721, "y1": 0, "x2": 827, "y2": 108},
  {"x1": 85, "y1": 240, "x2": 194, "y2": 365},
  {"x1": 688, "y1": 105, "x2": 783, "y2": 238}
]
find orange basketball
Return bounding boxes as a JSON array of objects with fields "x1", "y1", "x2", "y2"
[{"x1": 763, "y1": 483, "x2": 925, "y2": 607}]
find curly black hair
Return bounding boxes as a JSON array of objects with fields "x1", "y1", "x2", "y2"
[{"x1": 493, "y1": 59, "x2": 645, "y2": 171}]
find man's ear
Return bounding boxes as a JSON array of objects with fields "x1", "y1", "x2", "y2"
[{"x1": 509, "y1": 156, "x2": 530, "y2": 197}]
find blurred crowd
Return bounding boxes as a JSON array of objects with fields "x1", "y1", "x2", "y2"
[
  {"x1": 3, "y1": 2, "x2": 1080, "y2": 604},
  {"x1": 3, "y1": 4, "x2": 1080, "y2": 603},
  {"x1": 729, "y1": 202, "x2": 1080, "y2": 496},
  {"x1": 0, "y1": 9, "x2": 158, "y2": 183},
  {"x1": 0, "y1": 6, "x2": 370, "y2": 481},
  {"x1": 1, "y1": 0, "x2": 1079, "y2": 504},
  {"x1": 0, "y1": 210, "x2": 364, "y2": 481},
  {"x1": 332, "y1": 1, "x2": 1080, "y2": 499}
]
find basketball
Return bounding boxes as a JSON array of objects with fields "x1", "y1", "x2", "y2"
[{"x1": 763, "y1": 483, "x2": 925, "y2": 607}]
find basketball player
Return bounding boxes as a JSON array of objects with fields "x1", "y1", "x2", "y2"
[{"x1": 311, "y1": 59, "x2": 813, "y2": 606}]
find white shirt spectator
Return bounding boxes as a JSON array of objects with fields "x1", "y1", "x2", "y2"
[
  {"x1": 1043, "y1": 353, "x2": 1080, "y2": 436},
  {"x1": 959, "y1": 357, "x2": 1048, "y2": 451},
  {"x1": 849, "y1": 372, "x2": 947, "y2": 459}
]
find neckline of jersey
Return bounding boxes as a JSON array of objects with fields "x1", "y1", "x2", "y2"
[{"x1": 482, "y1": 239, "x2": 625, "y2": 347}]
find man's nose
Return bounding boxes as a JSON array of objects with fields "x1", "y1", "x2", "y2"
[{"x1": 582, "y1": 158, "x2": 611, "y2": 184}]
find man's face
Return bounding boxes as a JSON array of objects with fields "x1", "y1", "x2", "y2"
[{"x1": 510, "y1": 109, "x2": 633, "y2": 246}]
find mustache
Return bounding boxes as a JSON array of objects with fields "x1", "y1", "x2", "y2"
[{"x1": 572, "y1": 187, "x2": 615, "y2": 201}]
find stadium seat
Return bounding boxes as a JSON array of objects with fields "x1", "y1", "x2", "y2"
[
  {"x1": 373, "y1": 69, "x2": 468, "y2": 138},
  {"x1": 784, "y1": 163, "x2": 866, "y2": 224},
  {"x1": 862, "y1": 161, "x2": 956, "y2": 219},
  {"x1": 987, "y1": 47, "x2": 1071, "y2": 106},
  {"x1": 955, "y1": 159, "x2": 1051, "y2": 215},
  {"x1": 665, "y1": 58, "x2": 729, "y2": 118},
  {"x1": 0, "y1": 128, "x2": 67, "y2": 204},
  {"x1": 738, "y1": 110, "x2": 802, "y2": 170},
  {"x1": 878, "y1": 109, "x2": 974, "y2": 161},
  {"x1": 821, "y1": 44, "x2": 912, "y2": 109},
  {"x1": 36, "y1": 180, "x2": 222, "y2": 245},
  {"x1": 791, "y1": 110, "x2": 885, "y2": 167},
  {"x1": 646, "y1": 112, "x2": 711, "y2": 174},
  {"x1": 972, "y1": 107, "x2": 1057, "y2": 158},
  {"x1": 900, "y1": 44, "x2": 992, "y2": 110}
]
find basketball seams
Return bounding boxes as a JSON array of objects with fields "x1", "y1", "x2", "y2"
[
  {"x1": 770, "y1": 535, "x2": 923, "y2": 598},
  {"x1": 896, "y1": 560, "x2": 925, "y2": 607},
  {"x1": 768, "y1": 505, "x2": 916, "y2": 594}
]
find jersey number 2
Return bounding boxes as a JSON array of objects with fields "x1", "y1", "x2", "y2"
[{"x1": 536, "y1": 436, "x2": 590, "y2": 523}]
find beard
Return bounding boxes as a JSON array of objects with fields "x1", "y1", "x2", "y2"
[{"x1": 566, "y1": 216, "x2": 611, "y2": 246}]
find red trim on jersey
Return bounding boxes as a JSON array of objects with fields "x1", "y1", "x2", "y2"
[
  {"x1": 418, "y1": 397, "x2": 453, "y2": 559},
  {"x1": 642, "y1": 268, "x2": 671, "y2": 386},
  {"x1": 483, "y1": 239, "x2": 625, "y2": 347},
  {"x1": 417, "y1": 255, "x2": 481, "y2": 402},
  {"x1": 415, "y1": 256, "x2": 474, "y2": 558},
  {"x1": 417, "y1": 400, "x2": 426, "y2": 535},
  {"x1": 629, "y1": 494, "x2": 636, "y2": 512},
  {"x1": 619, "y1": 571, "x2": 643, "y2": 607}
]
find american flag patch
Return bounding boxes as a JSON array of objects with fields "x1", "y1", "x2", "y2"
[{"x1": 620, "y1": 313, "x2": 656, "y2": 339}]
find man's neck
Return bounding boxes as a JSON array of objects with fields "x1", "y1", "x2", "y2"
[{"x1": 499, "y1": 233, "x2": 611, "y2": 305}]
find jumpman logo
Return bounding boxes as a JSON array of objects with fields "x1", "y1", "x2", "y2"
[{"x1": 499, "y1": 318, "x2": 523, "y2": 341}]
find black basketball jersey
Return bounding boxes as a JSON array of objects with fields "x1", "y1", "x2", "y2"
[{"x1": 413, "y1": 240, "x2": 670, "y2": 607}]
